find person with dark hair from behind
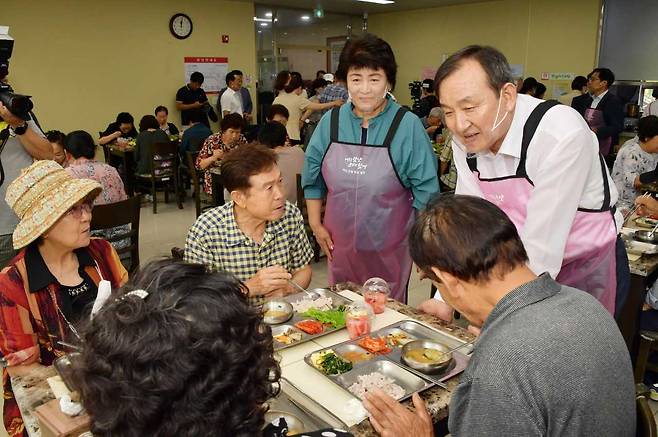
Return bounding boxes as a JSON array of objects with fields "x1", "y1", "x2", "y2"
[
  {"x1": 176, "y1": 71, "x2": 211, "y2": 128},
  {"x1": 534, "y1": 82, "x2": 546, "y2": 99},
  {"x1": 413, "y1": 78, "x2": 439, "y2": 119},
  {"x1": 134, "y1": 115, "x2": 169, "y2": 175},
  {"x1": 73, "y1": 258, "x2": 351, "y2": 437},
  {"x1": 258, "y1": 121, "x2": 304, "y2": 203},
  {"x1": 72, "y1": 258, "x2": 280, "y2": 437},
  {"x1": 154, "y1": 105, "x2": 179, "y2": 136},
  {"x1": 185, "y1": 144, "x2": 314, "y2": 305},
  {"x1": 195, "y1": 113, "x2": 247, "y2": 195},
  {"x1": 571, "y1": 67, "x2": 624, "y2": 156},
  {"x1": 273, "y1": 73, "x2": 342, "y2": 145},
  {"x1": 98, "y1": 112, "x2": 137, "y2": 146},
  {"x1": 65, "y1": 131, "x2": 127, "y2": 206},
  {"x1": 558, "y1": 75, "x2": 588, "y2": 106},
  {"x1": 45, "y1": 130, "x2": 67, "y2": 165},
  {"x1": 611, "y1": 115, "x2": 658, "y2": 213},
  {"x1": 267, "y1": 104, "x2": 290, "y2": 126},
  {"x1": 180, "y1": 109, "x2": 212, "y2": 157},
  {"x1": 365, "y1": 194, "x2": 635, "y2": 437},
  {"x1": 316, "y1": 69, "x2": 327, "y2": 80},
  {"x1": 518, "y1": 77, "x2": 538, "y2": 96}
]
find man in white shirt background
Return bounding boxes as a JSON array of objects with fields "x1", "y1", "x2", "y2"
[
  {"x1": 571, "y1": 68, "x2": 624, "y2": 158},
  {"x1": 220, "y1": 70, "x2": 244, "y2": 120},
  {"x1": 418, "y1": 45, "x2": 629, "y2": 322}
]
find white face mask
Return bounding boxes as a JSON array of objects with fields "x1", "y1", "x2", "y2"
[{"x1": 491, "y1": 89, "x2": 509, "y2": 132}]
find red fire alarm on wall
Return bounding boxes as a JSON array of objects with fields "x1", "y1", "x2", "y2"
[{"x1": 221, "y1": 34, "x2": 229, "y2": 43}]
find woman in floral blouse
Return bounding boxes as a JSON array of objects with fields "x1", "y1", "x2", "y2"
[
  {"x1": 195, "y1": 113, "x2": 247, "y2": 195},
  {"x1": 611, "y1": 115, "x2": 658, "y2": 213}
]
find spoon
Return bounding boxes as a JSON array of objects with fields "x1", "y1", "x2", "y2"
[{"x1": 287, "y1": 279, "x2": 320, "y2": 299}]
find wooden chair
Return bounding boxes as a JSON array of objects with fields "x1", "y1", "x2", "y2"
[
  {"x1": 135, "y1": 141, "x2": 183, "y2": 214},
  {"x1": 186, "y1": 151, "x2": 214, "y2": 217},
  {"x1": 636, "y1": 384, "x2": 658, "y2": 437},
  {"x1": 90, "y1": 195, "x2": 141, "y2": 275},
  {"x1": 296, "y1": 174, "x2": 321, "y2": 263}
]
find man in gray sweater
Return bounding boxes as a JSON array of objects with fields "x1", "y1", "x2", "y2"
[{"x1": 364, "y1": 194, "x2": 635, "y2": 437}]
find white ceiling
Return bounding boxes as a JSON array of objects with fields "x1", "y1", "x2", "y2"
[{"x1": 245, "y1": 0, "x2": 493, "y2": 15}]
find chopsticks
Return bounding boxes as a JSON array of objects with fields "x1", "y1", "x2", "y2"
[{"x1": 623, "y1": 192, "x2": 650, "y2": 224}]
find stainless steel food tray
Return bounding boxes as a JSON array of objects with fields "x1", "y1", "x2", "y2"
[
  {"x1": 269, "y1": 288, "x2": 352, "y2": 351},
  {"x1": 304, "y1": 351, "x2": 435, "y2": 403},
  {"x1": 266, "y1": 378, "x2": 348, "y2": 432},
  {"x1": 303, "y1": 319, "x2": 474, "y2": 395}
]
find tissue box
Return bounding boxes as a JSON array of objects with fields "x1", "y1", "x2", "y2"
[{"x1": 34, "y1": 399, "x2": 90, "y2": 437}]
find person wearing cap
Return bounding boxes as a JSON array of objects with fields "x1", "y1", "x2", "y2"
[
  {"x1": 0, "y1": 160, "x2": 128, "y2": 436},
  {"x1": 413, "y1": 78, "x2": 439, "y2": 119},
  {"x1": 318, "y1": 71, "x2": 349, "y2": 116}
]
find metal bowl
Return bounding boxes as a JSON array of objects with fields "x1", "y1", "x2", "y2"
[
  {"x1": 401, "y1": 340, "x2": 453, "y2": 374},
  {"x1": 264, "y1": 410, "x2": 306, "y2": 434},
  {"x1": 634, "y1": 230, "x2": 658, "y2": 244},
  {"x1": 262, "y1": 300, "x2": 293, "y2": 325}
]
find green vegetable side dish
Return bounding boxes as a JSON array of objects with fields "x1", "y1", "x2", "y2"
[
  {"x1": 319, "y1": 352, "x2": 353, "y2": 375},
  {"x1": 302, "y1": 305, "x2": 346, "y2": 328}
]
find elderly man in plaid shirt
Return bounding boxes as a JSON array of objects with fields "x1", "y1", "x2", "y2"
[{"x1": 184, "y1": 144, "x2": 314, "y2": 305}]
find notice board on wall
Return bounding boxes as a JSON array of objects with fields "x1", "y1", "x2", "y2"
[{"x1": 183, "y1": 57, "x2": 229, "y2": 94}]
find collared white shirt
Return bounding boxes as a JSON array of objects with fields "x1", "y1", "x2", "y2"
[
  {"x1": 590, "y1": 89, "x2": 609, "y2": 109},
  {"x1": 220, "y1": 87, "x2": 243, "y2": 116},
  {"x1": 453, "y1": 94, "x2": 621, "y2": 278}
]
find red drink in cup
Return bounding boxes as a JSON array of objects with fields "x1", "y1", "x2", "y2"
[
  {"x1": 346, "y1": 303, "x2": 373, "y2": 340},
  {"x1": 363, "y1": 277, "x2": 391, "y2": 315}
]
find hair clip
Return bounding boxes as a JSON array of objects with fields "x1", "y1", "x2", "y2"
[{"x1": 125, "y1": 289, "x2": 149, "y2": 300}]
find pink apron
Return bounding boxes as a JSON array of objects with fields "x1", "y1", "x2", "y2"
[
  {"x1": 321, "y1": 107, "x2": 414, "y2": 302},
  {"x1": 467, "y1": 100, "x2": 617, "y2": 314},
  {"x1": 585, "y1": 106, "x2": 613, "y2": 156}
]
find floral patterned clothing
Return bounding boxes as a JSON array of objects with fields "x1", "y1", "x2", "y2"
[
  {"x1": 195, "y1": 132, "x2": 247, "y2": 195},
  {"x1": 65, "y1": 158, "x2": 127, "y2": 206},
  {"x1": 611, "y1": 136, "x2": 658, "y2": 212}
]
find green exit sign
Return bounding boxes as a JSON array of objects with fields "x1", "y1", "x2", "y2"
[{"x1": 314, "y1": 7, "x2": 324, "y2": 18}]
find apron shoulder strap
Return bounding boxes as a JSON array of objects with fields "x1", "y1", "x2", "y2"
[
  {"x1": 382, "y1": 107, "x2": 408, "y2": 149},
  {"x1": 598, "y1": 154, "x2": 611, "y2": 211},
  {"x1": 467, "y1": 154, "x2": 478, "y2": 172},
  {"x1": 330, "y1": 107, "x2": 340, "y2": 143},
  {"x1": 517, "y1": 99, "x2": 560, "y2": 179}
]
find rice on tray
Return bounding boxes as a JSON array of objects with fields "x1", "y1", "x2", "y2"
[
  {"x1": 291, "y1": 296, "x2": 333, "y2": 313},
  {"x1": 347, "y1": 371, "x2": 405, "y2": 400}
]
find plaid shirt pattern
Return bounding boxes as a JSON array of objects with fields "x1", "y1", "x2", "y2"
[
  {"x1": 439, "y1": 133, "x2": 457, "y2": 190},
  {"x1": 319, "y1": 83, "x2": 349, "y2": 104},
  {"x1": 183, "y1": 201, "x2": 314, "y2": 305}
]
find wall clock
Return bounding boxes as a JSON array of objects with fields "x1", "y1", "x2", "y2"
[{"x1": 170, "y1": 13, "x2": 193, "y2": 39}]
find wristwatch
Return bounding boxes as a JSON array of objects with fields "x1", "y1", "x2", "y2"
[{"x1": 12, "y1": 122, "x2": 28, "y2": 135}]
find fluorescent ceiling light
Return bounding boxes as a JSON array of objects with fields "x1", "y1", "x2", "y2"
[
  {"x1": 260, "y1": 22, "x2": 268, "y2": 27},
  {"x1": 254, "y1": 17, "x2": 277, "y2": 22},
  {"x1": 356, "y1": 0, "x2": 395, "y2": 4},
  {"x1": 265, "y1": 12, "x2": 273, "y2": 17},
  {"x1": 301, "y1": 15, "x2": 311, "y2": 20}
]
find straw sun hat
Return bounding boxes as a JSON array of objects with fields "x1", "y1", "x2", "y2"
[{"x1": 5, "y1": 160, "x2": 102, "y2": 249}]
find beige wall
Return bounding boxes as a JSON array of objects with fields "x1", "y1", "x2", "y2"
[
  {"x1": 2, "y1": 0, "x2": 256, "y2": 136},
  {"x1": 369, "y1": 0, "x2": 602, "y2": 105}
]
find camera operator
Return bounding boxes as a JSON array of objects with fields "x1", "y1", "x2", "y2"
[
  {"x1": 413, "y1": 78, "x2": 439, "y2": 119},
  {"x1": 0, "y1": 90, "x2": 53, "y2": 269}
]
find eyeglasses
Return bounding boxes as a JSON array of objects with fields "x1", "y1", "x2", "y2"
[{"x1": 65, "y1": 200, "x2": 93, "y2": 218}]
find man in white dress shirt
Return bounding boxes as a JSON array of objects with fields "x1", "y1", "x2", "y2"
[
  {"x1": 220, "y1": 70, "x2": 244, "y2": 118},
  {"x1": 421, "y1": 45, "x2": 628, "y2": 319}
]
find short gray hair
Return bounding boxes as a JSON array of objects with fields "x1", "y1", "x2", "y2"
[{"x1": 428, "y1": 107, "x2": 443, "y2": 119}]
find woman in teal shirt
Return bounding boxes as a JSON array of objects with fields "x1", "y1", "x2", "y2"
[{"x1": 302, "y1": 34, "x2": 439, "y2": 302}]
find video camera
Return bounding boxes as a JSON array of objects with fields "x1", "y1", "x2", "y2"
[
  {"x1": 408, "y1": 81, "x2": 423, "y2": 113},
  {"x1": 0, "y1": 27, "x2": 33, "y2": 121}
]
